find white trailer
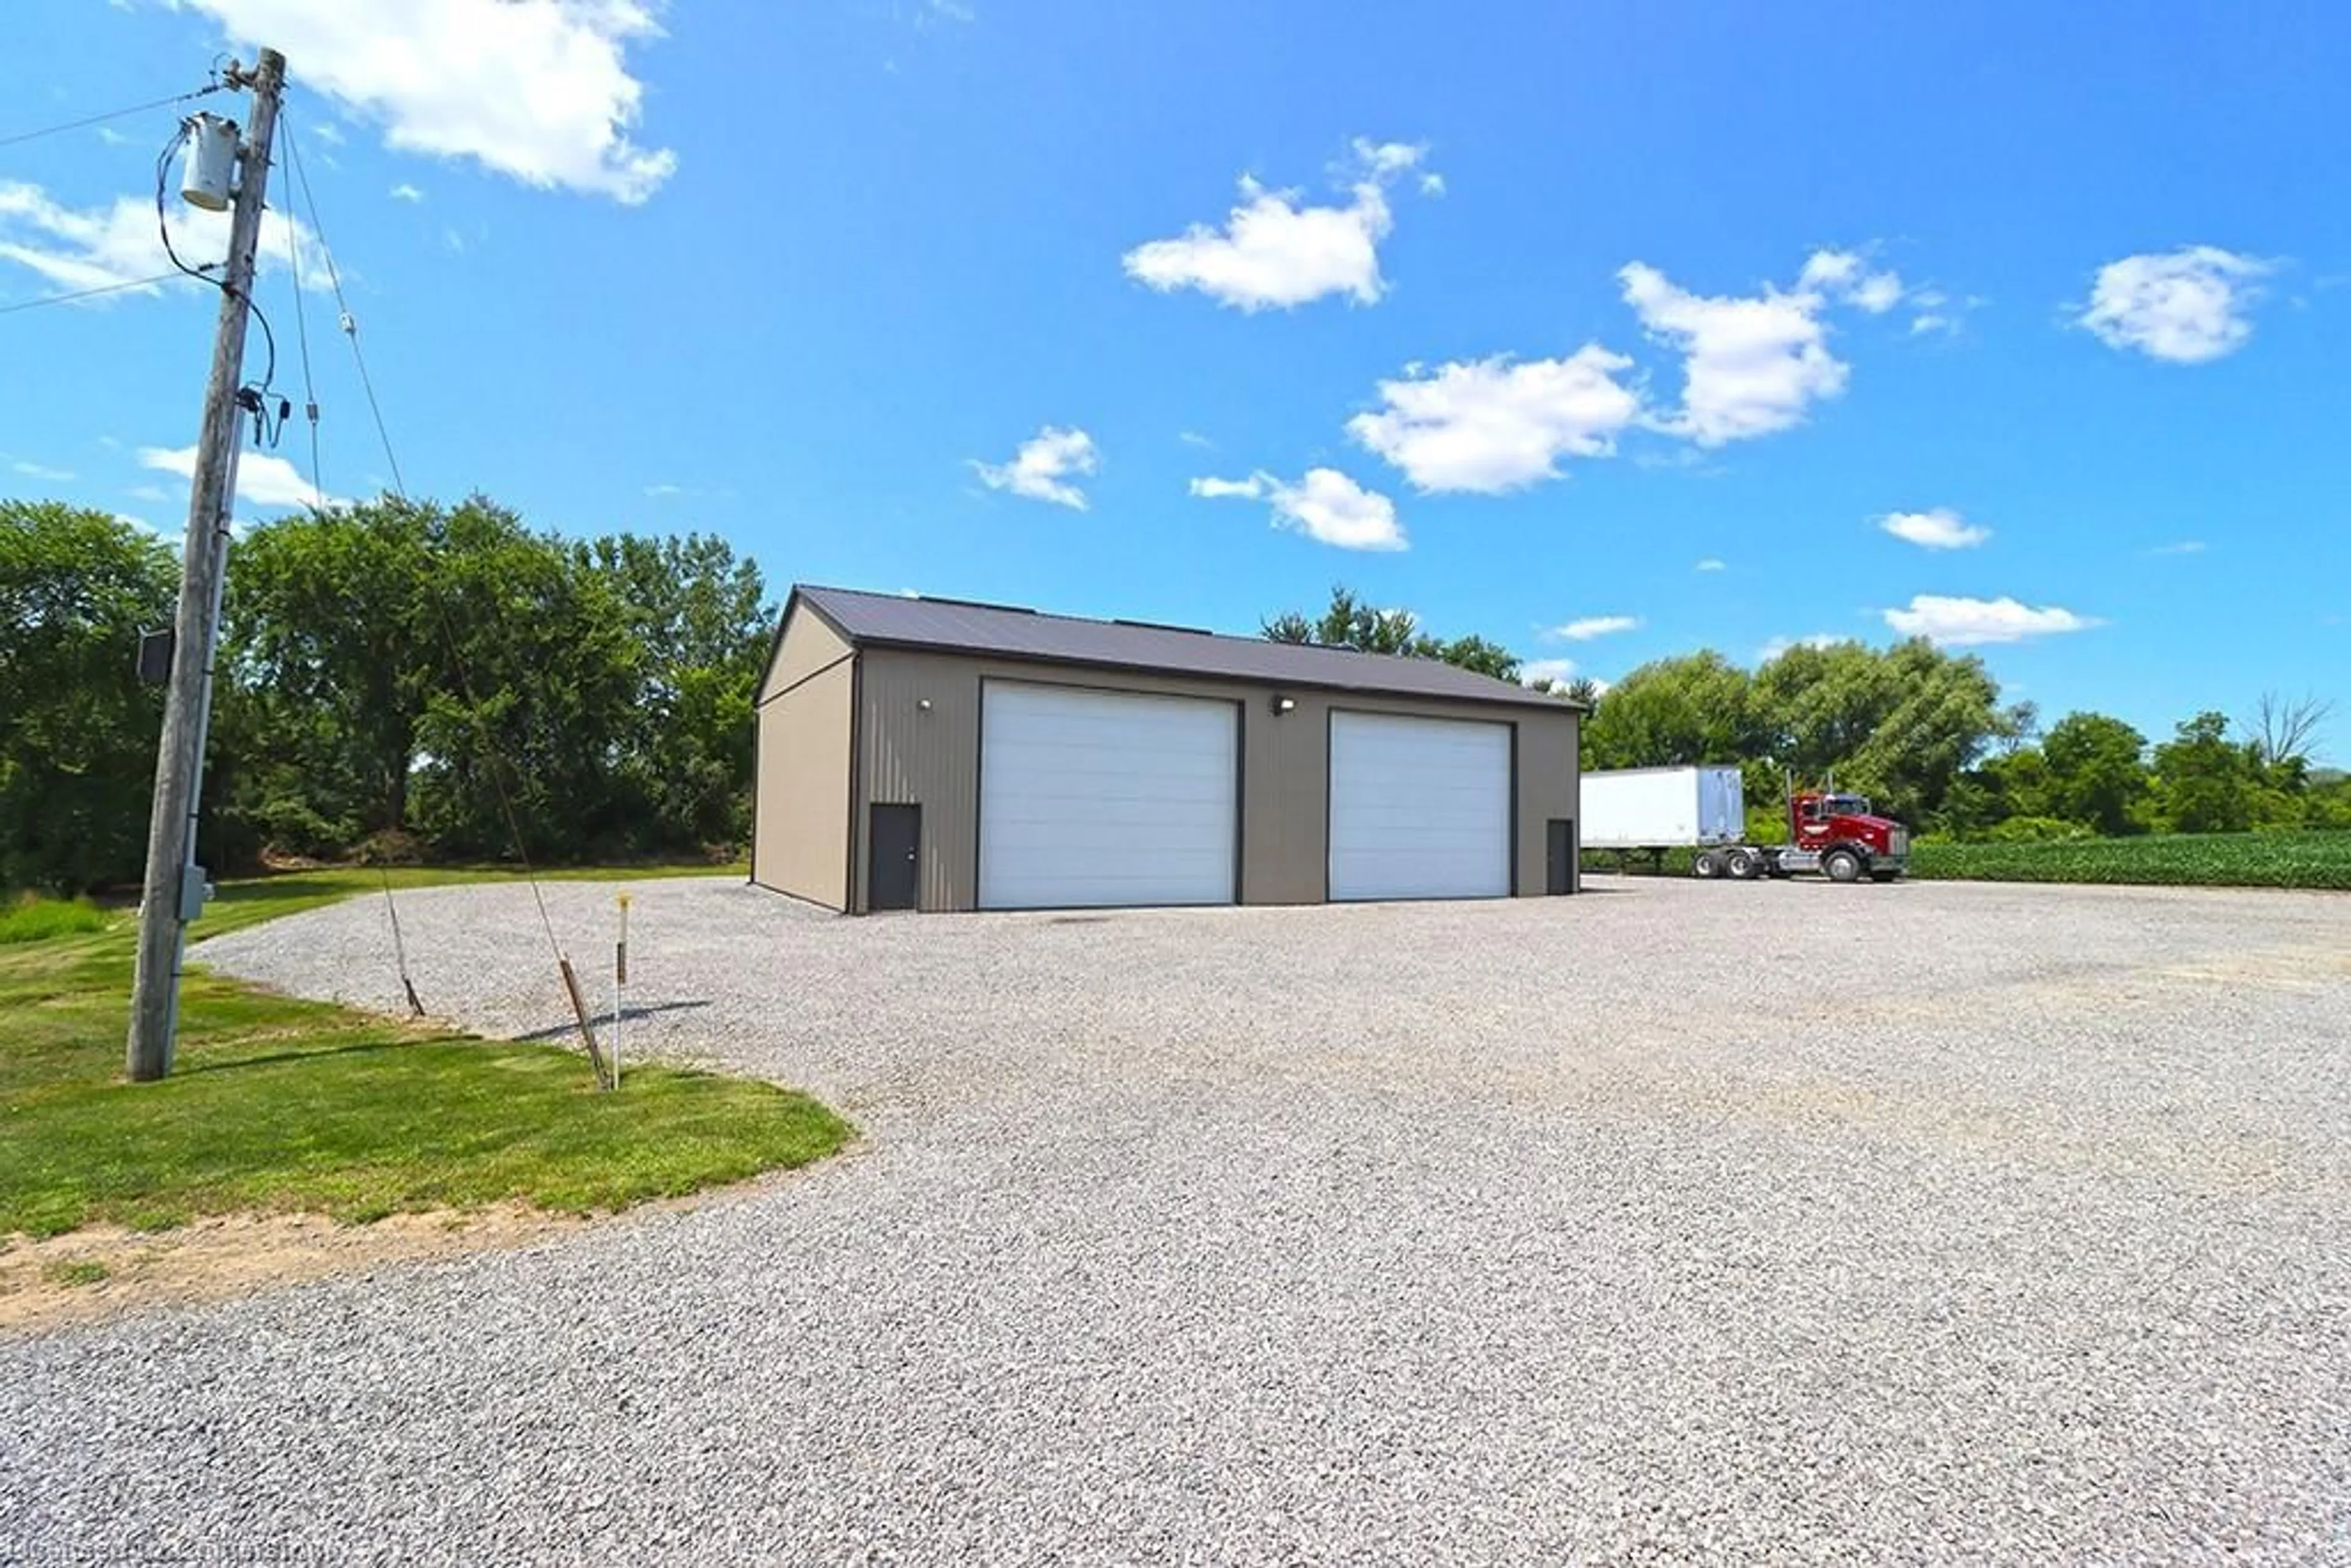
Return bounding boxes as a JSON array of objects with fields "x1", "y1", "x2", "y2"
[
  {"x1": 1581, "y1": 765, "x2": 1911, "y2": 883},
  {"x1": 1582, "y1": 765, "x2": 1746, "y2": 850}
]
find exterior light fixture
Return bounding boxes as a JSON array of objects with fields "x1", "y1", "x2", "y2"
[{"x1": 1272, "y1": 694, "x2": 1297, "y2": 715}]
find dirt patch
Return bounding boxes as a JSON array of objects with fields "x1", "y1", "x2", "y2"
[{"x1": 0, "y1": 1205, "x2": 588, "y2": 1337}]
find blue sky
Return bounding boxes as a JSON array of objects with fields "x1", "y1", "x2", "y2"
[{"x1": 6, "y1": 1, "x2": 2346, "y2": 757}]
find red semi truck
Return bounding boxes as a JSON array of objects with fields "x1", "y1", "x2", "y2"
[{"x1": 1581, "y1": 765, "x2": 1911, "y2": 883}]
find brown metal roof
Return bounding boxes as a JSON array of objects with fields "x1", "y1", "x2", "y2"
[{"x1": 790, "y1": 585, "x2": 1578, "y2": 713}]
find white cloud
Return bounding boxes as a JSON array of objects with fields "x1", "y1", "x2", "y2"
[
  {"x1": 1882, "y1": 594, "x2": 2100, "y2": 647},
  {"x1": 1187, "y1": 476, "x2": 1261, "y2": 500},
  {"x1": 972, "y1": 426, "x2": 1098, "y2": 510},
  {"x1": 137, "y1": 443, "x2": 342, "y2": 509},
  {"x1": 1757, "y1": 633, "x2": 1850, "y2": 662},
  {"x1": 11, "y1": 460, "x2": 73, "y2": 481},
  {"x1": 182, "y1": 0, "x2": 677, "y2": 203},
  {"x1": 310, "y1": 121, "x2": 348, "y2": 146},
  {"x1": 1177, "y1": 430, "x2": 1215, "y2": 449},
  {"x1": 1191, "y1": 467, "x2": 1405, "y2": 552},
  {"x1": 643, "y1": 482, "x2": 685, "y2": 497},
  {"x1": 1547, "y1": 614, "x2": 1641, "y2": 642},
  {"x1": 1521, "y1": 658, "x2": 1578, "y2": 688},
  {"x1": 0, "y1": 179, "x2": 323, "y2": 299},
  {"x1": 2078, "y1": 246, "x2": 2272, "y2": 363},
  {"x1": 1879, "y1": 507, "x2": 1991, "y2": 550},
  {"x1": 2151, "y1": 539, "x2": 2207, "y2": 556},
  {"x1": 1346, "y1": 346, "x2": 1642, "y2": 493},
  {"x1": 1123, "y1": 176, "x2": 1392, "y2": 311},
  {"x1": 1121, "y1": 138, "x2": 1433, "y2": 311},
  {"x1": 390, "y1": 182, "x2": 426, "y2": 203},
  {"x1": 1619, "y1": 260, "x2": 1850, "y2": 446},
  {"x1": 1694, "y1": 557, "x2": 1727, "y2": 572},
  {"x1": 1799, "y1": 248, "x2": 1904, "y2": 314},
  {"x1": 127, "y1": 483, "x2": 170, "y2": 501},
  {"x1": 1348, "y1": 139, "x2": 1427, "y2": 179}
]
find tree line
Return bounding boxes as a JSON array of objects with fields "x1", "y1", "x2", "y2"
[
  {"x1": 1269, "y1": 584, "x2": 2345, "y2": 841},
  {"x1": 7, "y1": 538, "x2": 2338, "y2": 895},
  {"x1": 3, "y1": 497, "x2": 771, "y2": 894}
]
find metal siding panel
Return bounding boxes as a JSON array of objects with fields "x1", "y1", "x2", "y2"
[
  {"x1": 848, "y1": 649, "x2": 1577, "y2": 910},
  {"x1": 1516, "y1": 709, "x2": 1580, "y2": 896},
  {"x1": 752, "y1": 659, "x2": 852, "y2": 909},
  {"x1": 757, "y1": 599, "x2": 854, "y2": 705},
  {"x1": 858, "y1": 650, "x2": 982, "y2": 912}
]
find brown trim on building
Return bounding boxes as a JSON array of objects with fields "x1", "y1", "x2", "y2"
[
  {"x1": 752, "y1": 588, "x2": 862, "y2": 708},
  {"x1": 756, "y1": 648, "x2": 855, "y2": 711},
  {"x1": 971, "y1": 674, "x2": 989, "y2": 904},
  {"x1": 846, "y1": 653, "x2": 864, "y2": 913}
]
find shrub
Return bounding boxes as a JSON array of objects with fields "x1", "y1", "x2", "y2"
[{"x1": 0, "y1": 893, "x2": 111, "y2": 944}]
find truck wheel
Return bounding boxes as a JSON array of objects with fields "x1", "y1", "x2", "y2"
[
  {"x1": 1725, "y1": 847, "x2": 1761, "y2": 880},
  {"x1": 1824, "y1": 848, "x2": 1863, "y2": 883},
  {"x1": 1692, "y1": 850, "x2": 1723, "y2": 879}
]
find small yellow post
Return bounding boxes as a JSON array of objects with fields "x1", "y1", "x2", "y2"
[{"x1": 613, "y1": 893, "x2": 631, "y2": 1089}]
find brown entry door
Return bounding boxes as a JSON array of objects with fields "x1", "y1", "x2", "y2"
[{"x1": 868, "y1": 804, "x2": 921, "y2": 911}]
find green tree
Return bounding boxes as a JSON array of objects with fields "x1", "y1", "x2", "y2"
[
  {"x1": 1752, "y1": 637, "x2": 2021, "y2": 825},
  {"x1": 1263, "y1": 584, "x2": 1524, "y2": 682},
  {"x1": 1580, "y1": 651, "x2": 1758, "y2": 770},
  {"x1": 2038, "y1": 711, "x2": 2150, "y2": 835},
  {"x1": 579, "y1": 531, "x2": 771, "y2": 849},
  {"x1": 0, "y1": 503, "x2": 176, "y2": 891},
  {"x1": 2151, "y1": 711, "x2": 2258, "y2": 833},
  {"x1": 224, "y1": 498, "x2": 440, "y2": 846},
  {"x1": 409, "y1": 498, "x2": 642, "y2": 860}
]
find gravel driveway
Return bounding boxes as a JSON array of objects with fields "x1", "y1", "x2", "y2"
[{"x1": 6, "y1": 876, "x2": 2349, "y2": 1562}]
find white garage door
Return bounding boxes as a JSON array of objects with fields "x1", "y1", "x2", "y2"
[
  {"x1": 1329, "y1": 711, "x2": 1512, "y2": 901},
  {"x1": 980, "y1": 683, "x2": 1239, "y2": 910}
]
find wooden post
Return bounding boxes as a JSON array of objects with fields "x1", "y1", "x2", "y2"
[{"x1": 126, "y1": 48, "x2": 287, "y2": 1082}]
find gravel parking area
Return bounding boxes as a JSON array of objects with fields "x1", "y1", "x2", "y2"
[{"x1": 6, "y1": 876, "x2": 2349, "y2": 1562}]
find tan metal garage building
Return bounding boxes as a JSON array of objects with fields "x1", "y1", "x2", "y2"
[{"x1": 753, "y1": 585, "x2": 1583, "y2": 913}]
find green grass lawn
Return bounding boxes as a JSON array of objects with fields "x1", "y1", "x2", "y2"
[
  {"x1": 0, "y1": 863, "x2": 849, "y2": 1240},
  {"x1": 1585, "y1": 830, "x2": 2351, "y2": 890}
]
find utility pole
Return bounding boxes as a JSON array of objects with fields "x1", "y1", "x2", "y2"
[{"x1": 126, "y1": 48, "x2": 286, "y2": 1082}]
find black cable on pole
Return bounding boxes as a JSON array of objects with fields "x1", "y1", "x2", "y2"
[
  {"x1": 0, "y1": 82, "x2": 227, "y2": 149},
  {"x1": 0, "y1": 272, "x2": 193, "y2": 315},
  {"x1": 154, "y1": 117, "x2": 279, "y2": 406}
]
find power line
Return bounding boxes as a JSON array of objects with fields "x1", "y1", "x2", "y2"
[
  {"x1": 269, "y1": 110, "x2": 421, "y2": 1011},
  {"x1": 274, "y1": 114, "x2": 325, "y2": 503},
  {"x1": 278, "y1": 107, "x2": 574, "y2": 997},
  {"x1": 0, "y1": 272, "x2": 193, "y2": 315},
  {"x1": 0, "y1": 83, "x2": 227, "y2": 149},
  {"x1": 280, "y1": 111, "x2": 403, "y2": 496}
]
